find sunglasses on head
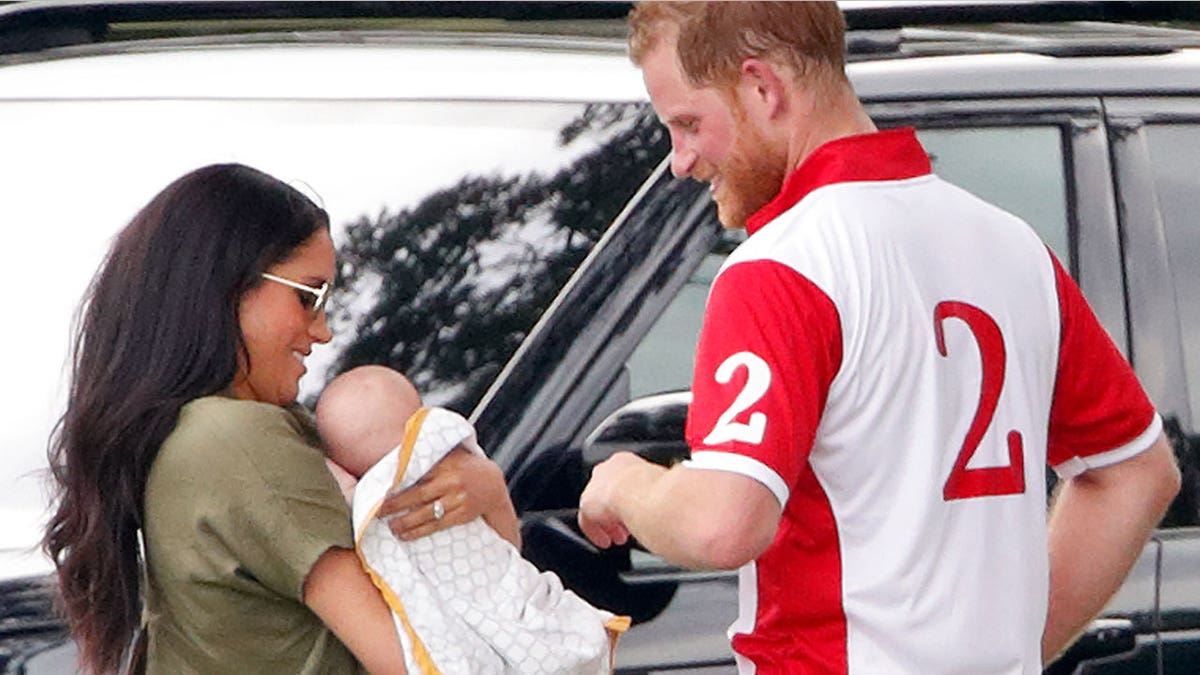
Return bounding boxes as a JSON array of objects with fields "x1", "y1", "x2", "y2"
[{"x1": 260, "y1": 272, "x2": 331, "y2": 316}]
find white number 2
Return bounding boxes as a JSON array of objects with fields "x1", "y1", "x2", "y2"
[{"x1": 702, "y1": 351, "x2": 772, "y2": 446}]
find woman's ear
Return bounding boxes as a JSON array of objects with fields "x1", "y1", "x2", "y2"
[{"x1": 737, "y1": 57, "x2": 789, "y2": 121}]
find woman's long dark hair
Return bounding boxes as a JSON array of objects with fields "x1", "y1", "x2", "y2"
[{"x1": 43, "y1": 164, "x2": 329, "y2": 674}]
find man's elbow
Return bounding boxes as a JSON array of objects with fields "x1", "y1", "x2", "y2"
[
  {"x1": 692, "y1": 512, "x2": 777, "y2": 570},
  {"x1": 1155, "y1": 444, "x2": 1183, "y2": 510},
  {"x1": 695, "y1": 531, "x2": 769, "y2": 570},
  {"x1": 669, "y1": 470, "x2": 781, "y2": 569},
  {"x1": 1142, "y1": 434, "x2": 1183, "y2": 512}
]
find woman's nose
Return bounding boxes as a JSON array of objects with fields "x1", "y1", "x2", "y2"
[{"x1": 311, "y1": 311, "x2": 333, "y2": 344}]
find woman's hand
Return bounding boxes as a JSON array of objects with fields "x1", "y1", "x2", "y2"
[{"x1": 378, "y1": 447, "x2": 520, "y2": 548}]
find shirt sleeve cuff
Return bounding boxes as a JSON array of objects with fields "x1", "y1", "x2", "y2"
[
  {"x1": 1053, "y1": 413, "x2": 1164, "y2": 479},
  {"x1": 682, "y1": 450, "x2": 790, "y2": 508}
]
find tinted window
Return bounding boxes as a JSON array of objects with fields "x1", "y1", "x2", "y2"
[
  {"x1": 625, "y1": 231, "x2": 743, "y2": 399},
  {"x1": 328, "y1": 103, "x2": 667, "y2": 413},
  {"x1": 1144, "y1": 122, "x2": 1200, "y2": 528},
  {"x1": 917, "y1": 126, "x2": 1070, "y2": 263},
  {"x1": 1145, "y1": 123, "x2": 1200, "y2": 425}
]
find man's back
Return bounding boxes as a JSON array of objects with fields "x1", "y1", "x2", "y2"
[
  {"x1": 758, "y1": 172, "x2": 1054, "y2": 673},
  {"x1": 685, "y1": 129, "x2": 1159, "y2": 674}
]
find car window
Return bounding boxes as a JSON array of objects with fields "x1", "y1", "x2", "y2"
[
  {"x1": 1144, "y1": 123, "x2": 1200, "y2": 427},
  {"x1": 0, "y1": 97, "x2": 661, "y2": 561},
  {"x1": 1143, "y1": 122, "x2": 1200, "y2": 529},
  {"x1": 327, "y1": 102, "x2": 666, "y2": 414},
  {"x1": 624, "y1": 124, "x2": 1071, "y2": 399},
  {"x1": 625, "y1": 231, "x2": 743, "y2": 399},
  {"x1": 917, "y1": 126, "x2": 1070, "y2": 263}
]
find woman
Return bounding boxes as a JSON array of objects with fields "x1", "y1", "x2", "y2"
[{"x1": 43, "y1": 163, "x2": 519, "y2": 674}]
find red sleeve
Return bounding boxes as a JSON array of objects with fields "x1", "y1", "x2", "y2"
[
  {"x1": 685, "y1": 260, "x2": 842, "y2": 490},
  {"x1": 1047, "y1": 252, "x2": 1157, "y2": 467}
]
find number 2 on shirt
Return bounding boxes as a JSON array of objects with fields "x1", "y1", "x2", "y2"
[
  {"x1": 935, "y1": 301, "x2": 1026, "y2": 501},
  {"x1": 702, "y1": 351, "x2": 772, "y2": 446}
]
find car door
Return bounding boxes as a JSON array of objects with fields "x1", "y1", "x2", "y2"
[{"x1": 1105, "y1": 96, "x2": 1200, "y2": 675}]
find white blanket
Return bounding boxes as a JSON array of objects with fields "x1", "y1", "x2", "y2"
[{"x1": 352, "y1": 407, "x2": 625, "y2": 675}]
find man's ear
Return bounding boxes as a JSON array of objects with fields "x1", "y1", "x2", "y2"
[{"x1": 737, "y1": 57, "x2": 788, "y2": 120}]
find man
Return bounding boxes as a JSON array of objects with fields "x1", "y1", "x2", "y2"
[{"x1": 577, "y1": 3, "x2": 1181, "y2": 674}]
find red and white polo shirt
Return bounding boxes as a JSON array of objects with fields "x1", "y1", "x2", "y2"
[{"x1": 682, "y1": 128, "x2": 1160, "y2": 674}]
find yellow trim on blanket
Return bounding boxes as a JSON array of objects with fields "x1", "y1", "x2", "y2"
[
  {"x1": 358, "y1": 557, "x2": 443, "y2": 675},
  {"x1": 395, "y1": 407, "x2": 430, "y2": 492},
  {"x1": 350, "y1": 407, "x2": 430, "y2": 549},
  {"x1": 353, "y1": 407, "x2": 441, "y2": 675},
  {"x1": 604, "y1": 615, "x2": 632, "y2": 671},
  {"x1": 604, "y1": 616, "x2": 631, "y2": 634}
]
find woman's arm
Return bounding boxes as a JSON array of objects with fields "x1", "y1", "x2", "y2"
[
  {"x1": 303, "y1": 547, "x2": 407, "y2": 675},
  {"x1": 379, "y1": 448, "x2": 521, "y2": 548}
]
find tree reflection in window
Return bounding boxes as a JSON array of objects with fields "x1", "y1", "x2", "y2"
[{"x1": 326, "y1": 103, "x2": 669, "y2": 415}]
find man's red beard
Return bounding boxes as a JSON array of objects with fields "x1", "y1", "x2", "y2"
[{"x1": 708, "y1": 106, "x2": 789, "y2": 230}]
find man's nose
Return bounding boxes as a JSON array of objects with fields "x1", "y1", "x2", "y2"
[{"x1": 670, "y1": 147, "x2": 697, "y2": 179}]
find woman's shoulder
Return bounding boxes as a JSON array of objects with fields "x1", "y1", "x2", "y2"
[
  {"x1": 181, "y1": 394, "x2": 306, "y2": 425},
  {"x1": 146, "y1": 397, "x2": 352, "y2": 605},
  {"x1": 177, "y1": 396, "x2": 318, "y2": 442},
  {"x1": 158, "y1": 396, "x2": 322, "y2": 471}
]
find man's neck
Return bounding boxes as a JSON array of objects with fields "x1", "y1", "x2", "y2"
[{"x1": 784, "y1": 86, "x2": 877, "y2": 175}]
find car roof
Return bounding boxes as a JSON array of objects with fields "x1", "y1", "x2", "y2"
[
  {"x1": 0, "y1": 36, "x2": 648, "y2": 101},
  {"x1": 851, "y1": 49, "x2": 1200, "y2": 100},
  {"x1": 3, "y1": 0, "x2": 1200, "y2": 102},
  {"x1": 3, "y1": 0, "x2": 1199, "y2": 58},
  {"x1": 3, "y1": 35, "x2": 1200, "y2": 104}
]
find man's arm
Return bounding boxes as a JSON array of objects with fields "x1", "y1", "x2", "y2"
[
  {"x1": 1043, "y1": 433, "x2": 1181, "y2": 663},
  {"x1": 578, "y1": 451, "x2": 781, "y2": 570}
]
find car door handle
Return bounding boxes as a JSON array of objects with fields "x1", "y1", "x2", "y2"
[
  {"x1": 620, "y1": 549, "x2": 738, "y2": 585},
  {"x1": 619, "y1": 565, "x2": 738, "y2": 585}
]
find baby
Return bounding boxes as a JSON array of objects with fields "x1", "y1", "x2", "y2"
[
  {"x1": 315, "y1": 365, "x2": 626, "y2": 675},
  {"x1": 317, "y1": 365, "x2": 424, "y2": 503}
]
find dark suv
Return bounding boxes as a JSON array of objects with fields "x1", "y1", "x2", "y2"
[{"x1": 1, "y1": 2, "x2": 1198, "y2": 673}]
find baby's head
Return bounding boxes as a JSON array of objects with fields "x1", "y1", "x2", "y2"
[{"x1": 315, "y1": 365, "x2": 423, "y2": 478}]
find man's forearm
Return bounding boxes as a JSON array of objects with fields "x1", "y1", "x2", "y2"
[
  {"x1": 1043, "y1": 435, "x2": 1180, "y2": 662},
  {"x1": 616, "y1": 462, "x2": 737, "y2": 569},
  {"x1": 580, "y1": 452, "x2": 780, "y2": 570}
]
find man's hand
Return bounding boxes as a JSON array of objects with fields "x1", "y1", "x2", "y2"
[{"x1": 578, "y1": 452, "x2": 647, "y2": 548}]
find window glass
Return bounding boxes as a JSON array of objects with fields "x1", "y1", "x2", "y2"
[
  {"x1": 1144, "y1": 122, "x2": 1200, "y2": 529},
  {"x1": 625, "y1": 251, "x2": 722, "y2": 399},
  {"x1": 916, "y1": 126, "x2": 1070, "y2": 262},
  {"x1": 329, "y1": 103, "x2": 666, "y2": 412},
  {"x1": 0, "y1": 98, "x2": 663, "y2": 563},
  {"x1": 624, "y1": 125, "x2": 1071, "y2": 400},
  {"x1": 1146, "y1": 124, "x2": 1200, "y2": 425}
]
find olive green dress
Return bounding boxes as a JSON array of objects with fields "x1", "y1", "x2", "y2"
[{"x1": 143, "y1": 396, "x2": 367, "y2": 674}]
